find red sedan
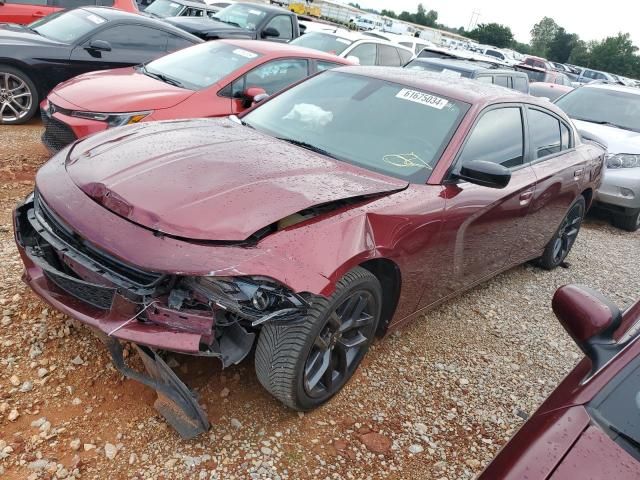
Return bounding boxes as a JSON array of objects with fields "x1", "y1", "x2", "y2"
[
  {"x1": 0, "y1": 0, "x2": 138, "y2": 24},
  {"x1": 481, "y1": 285, "x2": 640, "y2": 479},
  {"x1": 14, "y1": 67, "x2": 604, "y2": 437},
  {"x1": 41, "y1": 39, "x2": 353, "y2": 152}
]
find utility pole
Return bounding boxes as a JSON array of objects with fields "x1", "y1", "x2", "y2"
[{"x1": 467, "y1": 10, "x2": 480, "y2": 31}]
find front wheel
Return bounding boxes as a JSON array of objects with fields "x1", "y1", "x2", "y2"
[
  {"x1": 255, "y1": 267, "x2": 381, "y2": 411},
  {"x1": 0, "y1": 66, "x2": 38, "y2": 125},
  {"x1": 613, "y1": 208, "x2": 640, "y2": 232},
  {"x1": 536, "y1": 196, "x2": 585, "y2": 270}
]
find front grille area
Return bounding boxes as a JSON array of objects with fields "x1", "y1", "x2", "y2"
[
  {"x1": 44, "y1": 269, "x2": 116, "y2": 310},
  {"x1": 41, "y1": 109, "x2": 77, "y2": 153}
]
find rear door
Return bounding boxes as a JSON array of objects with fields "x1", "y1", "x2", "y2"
[
  {"x1": 422, "y1": 105, "x2": 537, "y2": 305},
  {"x1": 515, "y1": 106, "x2": 588, "y2": 261},
  {"x1": 0, "y1": 0, "x2": 55, "y2": 24}
]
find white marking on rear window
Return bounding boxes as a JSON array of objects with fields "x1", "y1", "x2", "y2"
[
  {"x1": 86, "y1": 14, "x2": 106, "y2": 24},
  {"x1": 232, "y1": 48, "x2": 258, "y2": 59},
  {"x1": 395, "y1": 89, "x2": 448, "y2": 109}
]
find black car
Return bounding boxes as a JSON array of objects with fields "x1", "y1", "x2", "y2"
[
  {"x1": 405, "y1": 57, "x2": 530, "y2": 94},
  {"x1": 143, "y1": 0, "x2": 220, "y2": 19},
  {"x1": 165, "y1": 2, "x2": 301, "y2": 42},
  {"x1": 0, "y1": 7, "x2": 201, "y2": 124}
]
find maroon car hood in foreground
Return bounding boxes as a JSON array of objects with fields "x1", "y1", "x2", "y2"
[
  {"x1": 53, "y1": 68, "x2": 193, "y2": 112},
  {"x1": 64, "y1": 119, "x2": 408, "y2": 241}
]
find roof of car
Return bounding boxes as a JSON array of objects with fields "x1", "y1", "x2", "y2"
[
  {"x1": 409, "y1": 57, "x2": 517, "y2": 73},
  {"x1": 219, "y1": 39, "x2": 353, "y2": 63},
  {"x1": 332, "y1": 66, "x2": 539, "y2": 105},
  {"x1": 580, "y1": 82, "x2": 640, "y2": 95},
  {"x1": 233, "y1": 1, "x2": 291, "y2": 13}
]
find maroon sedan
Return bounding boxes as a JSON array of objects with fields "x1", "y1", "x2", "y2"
[
  {"x1": 480, "y1": 285, "x2": 640, "y2": 479},
  {"x1": 13, "y1": 67, "x2": 604, "y2": 437}
]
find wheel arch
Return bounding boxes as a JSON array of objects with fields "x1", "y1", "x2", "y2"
[
  {"x1": 0, "y1": 60, "x2": 44, "y2": 97},
  {"x1": 358, "y1": 258, "x2": 402, "y2": 337},
  {"x1": 581, "y1": 188, "x2": 594, "y2": 210}
]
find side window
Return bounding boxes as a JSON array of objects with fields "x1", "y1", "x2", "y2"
[
  {"x1": 513, "y1": 76, "x2": 528, "y2": 93},
  {"x1": 458, "y1": 107, "x2": 524, "y2": 169},
  {"x1": 316, "y1": 60, "x2": 344, "y2": 72},
  {"x1": 415, "y1": 43, "x2": 428, "y2": 54},
  {"x1": 265, "y1": 15, "x2": 293, "y2": 40},
  {"x1": 561, "y1": 123, "x2": 571, "y2": 149},
  {"x1": 528, "y1": 109, "x2": 562, "y2": 159},
  {"x1": 51, "y1": 0, "x2": 94, "y2": 7},
  {"x1": 397, "y1": 47, "x2": 413, "y2": 65},
  {"x1": 348, "y1": 43, "x2": 377, "y2": 66},
  {"x1": 166, "y1": 34, "x2": 194, "y2": 52},
  {"x1": 90, "y1": 26, "x2": 168, "y2": 52},
  {"x1": 184, "y1": 7, "x2": 205, "y2": 16},
  {"x1": 234, "y1": 59, "x2": 308, "y2": 96},
  {"x1": 377, "y1": 44, "x2": 401, "y2": 67},
  {"x1": 494, "y1": 76, "x2": 509, "y2": 88},
  {"x1": 476, "y1": 75, "x2": 493, "y2": 84}
]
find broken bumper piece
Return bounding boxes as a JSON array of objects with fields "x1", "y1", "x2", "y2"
[{"x1": 100, "y1": 335, "x2": 210, "y2": 439}]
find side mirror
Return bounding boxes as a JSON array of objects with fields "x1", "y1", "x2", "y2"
[
  {"x1": 552, "y1": 285, "x2": 623, "y2": 375},
  {"x1": 0, "y1": 0, "x2": 5, "y2": 6},
  {"x1": 346, "y1": 55, "x2": 360, "y2": 65},
  {"x1": 87, "y1": 39, "x2": 112, "y2": 52},
  {"x1": 456, "y1": 160, "x2": 511, "y2": 189},
  {"x1": 242, "y1": 87, "x2": 268, "y2": 108},
  {"x1": 261, "y1": 27, "x2": 280, "y2": 39}
]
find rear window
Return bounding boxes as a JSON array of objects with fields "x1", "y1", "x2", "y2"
[
  {"x1": 290, "y1": 32, "x2": 353, "y2": 56},
  {"x1": 516, "y1": 66, "x2": 546, "y2": 83},
  {"x1": 404, "y1": 60, "x2": 473, "y2": 78}
]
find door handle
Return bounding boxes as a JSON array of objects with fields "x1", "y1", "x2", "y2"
[
  {"x1": 519, "y1": 188, "x2": 534, "y2": 206},
  {"x1": 32, "y1": 11, "x2": 46, "y2": 17},
  {"x1": 574, "y1": 168, "x2": 584, "y2": 180}
]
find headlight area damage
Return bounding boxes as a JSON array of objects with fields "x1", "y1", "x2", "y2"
[{"x1": 13, "y1": 193, "x2": 310, "y2": 439}]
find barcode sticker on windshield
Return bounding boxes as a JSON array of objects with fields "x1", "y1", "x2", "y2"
[
  {"x1": 233, "y1": 48, "x2": 258, "y2": 59},
  {"x1": 86, "y1": 14, "x2": 106, "y2": 24},
  {"x1": 395, "y1": 89, "x2": 448, "y2": 109}
]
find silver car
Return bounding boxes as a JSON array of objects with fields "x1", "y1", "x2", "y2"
[{"x1": 555, "y1": 84, "x2": 640, "y2": 231}]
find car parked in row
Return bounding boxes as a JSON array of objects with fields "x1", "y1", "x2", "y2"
[
  {"x1": 165, "y1": 1, "x2": 301, "y2": 42},
  {"x1": 289, "y1": 31, "x2": 413, "y2": 66},
  {"x1": 577, "y1": 68, "x2": 617, "y2": 84},
  {"x1": 405, "y1": 57, "x2": 529, "y2": 93},
  {"x1": 40, "y1": 39, "x2": 353, "y2": 151},
  {"x1": 528, "y1": 81, "x2": 573, "y2": 101},
  {"x1": 515, "y1": 64, "x2": 573, "y2": 86},
  {"x1": 361, "y1": 30, "x2": 435, "y2": 56},
  {"x1": 0, "y1": 0, "x2": 138, "y2": 24},
  {"x1": 143, "y1": 0, "x2": 221, "y2": 19},
  {"x1": 0, "y1": 7, "x2": 201, "y2": 124},
  {"x1": 522, "y1": 55, "x2": 553, "y2": 71},
  {"x1": 14, "y1": 67, "x2": 604, "y2": 437},
  {"x1": 481, "y1": 285, "x2": 640, "y2": 479},
  {"x1": 556, "y1": 83, "x2": 640, "y2": 231}
]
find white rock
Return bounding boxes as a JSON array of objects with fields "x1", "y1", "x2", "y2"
[
  {"x1": 71, "y1": 397, "x2": 82, "y2": 406},
  {"x1": 70, "y1": 439, "x2": 81, "y2": 451},
  {"x1": 220, "y1": 387, "x2": 230, "y2": 398},
  {"x1": 230, "y1": 418, "x2": 242, "y2": 429},
  {"x1": 31, "y1": 417, "x2": 47, "y2": 428},
  {"x1": 260, "y1": 447, "x2": 273, "y2": 456},
  {"x1": 9, "y1": 375, "x2": 20, "y2": 387},
  {"x1": 408, "y1": 444, "x2": 424, "y2": 454},
  {"x1": 83, "y1": 443, "x2": 96, "y2": 451},
  {"x1": 37, "y1": 368, "x2": 48, "y2": 379},
  {"x1": 459, "y1": 378, "x2": 469, "y2": 386},
  {"x1": 8, "y1": 409, "x2": 19, "y2": 421},
  {"x1": 104, "y1": 443, "x2": 117, "y2": 460},
  {"x1": 20, "y1": 381, "x2": 33, "y2": 392}
]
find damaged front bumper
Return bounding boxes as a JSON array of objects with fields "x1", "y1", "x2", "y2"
[{"x1": 13, "y1": 192, "x2": 308, "y2": 437}]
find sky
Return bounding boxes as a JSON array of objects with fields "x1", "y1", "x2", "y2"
[{"x1": 353, "y1": 0, "x2": 640, "y2": 45}]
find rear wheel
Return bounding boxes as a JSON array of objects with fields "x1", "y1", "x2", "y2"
[
  {"x1": 613, "y1": 208, "x2": 640, "y2": 232},
  {"x1": 0, "y1": 66, "x2": 38, "y2": 125},
  {"x1": 537, "y1": 196, "x2": 585, "y2": 270},
  {"x1": 255, "y1": 267, "x2": 381, "y2": 411}
]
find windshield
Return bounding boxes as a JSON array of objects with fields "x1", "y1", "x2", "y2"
[
  {"x1": 516, "y1": 66, "x2": 546, "y2": 83},
  {"x1": 144, "y1": 42, "x2": 261, "y2": 90},
  {"x1": 144, "y1": 0, "x2": 185, "y2": 18},
  {"x1": 556, "y1": 87, "x2": 640, "y2": 133},
  {"x1": 29, "y1": 9, "x2": 107, "y2": 44},
  {"x1": 290, "y1": 33, "x2": 353, "y2": 56},
  {"x1": 213, "y1": 3, "x2": 266, "y2": 30},
  {"x1": 243, "y1": 71, "x2": 468, "y2": 183}
]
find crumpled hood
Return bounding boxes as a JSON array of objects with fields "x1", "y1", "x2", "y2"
[
  {"x1": 52, "y1": 67, "x2": 193, "y2": 112},
  {"x1": 573, "y1": 119, "x2": 640, "y2": 154},
  {"x1": 64, "y1": 119, "x2": 407, "y2": 241}
]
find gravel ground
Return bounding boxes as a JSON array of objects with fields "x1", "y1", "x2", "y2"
[{"x1": 0, "y1": 122, "x2": 639, "y2": 480}]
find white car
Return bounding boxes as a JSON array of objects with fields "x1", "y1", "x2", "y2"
[
  {"x1": 556, "y1": 83, "x2": 640, "y2": 231},
  {"x1": 290, "y1": 31, "x2": 414, "y2": 66},
  {"x1": 361, "y1": 30, "x2": 435, "y2": 56}
]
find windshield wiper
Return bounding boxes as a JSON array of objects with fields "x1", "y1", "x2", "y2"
[
  {"x1": 573, "y1": 117, "x2": 638, "y2": 132},
  {"x1": 140, "y1": 66, "x2": 184, "y2": 88},
  {"x1": 610, "y1": 425, "x2": 640, "y2": 450},
  {"x1": 276, "y1": 138, "x2": 338, "y2": 159},
  {"x1": 212, "y1": 16, "x2": 242, "y2": 28}
]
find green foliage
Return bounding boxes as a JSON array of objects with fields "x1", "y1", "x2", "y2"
[
  {"x1": 380, "y1": 9, "x2": 397, "y2": 19},
  {"x1": 530, "y1": 17, "x2": 559, "y2": 56},
  {"x1": 588, "y1": 33, "x2": 640, "y2": 77},
  {"x1": 467, "y1": 23, "x2": 514, "y2": 48},
  {"x1": 547, "y1": 28, "x2": 580, "y2": 63},
  {"x1": 380, "y1": 3, "x2": 438, "y2": 28}
]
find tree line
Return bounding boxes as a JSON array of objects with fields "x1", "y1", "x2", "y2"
[{"x1": 353, "y1": 3, "x2": 640, "y2": 78}]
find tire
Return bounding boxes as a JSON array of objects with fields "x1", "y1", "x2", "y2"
[
  {"x1": 613, "y1": 208, "x2": 640, "y2": 232},
  {"x1": 0, "y1": 65, "x2": 39, "y2": 125},
  {"x1": 536, "y1": 196, "x2": 586, "y2": 270},
  {"x1": 255, "y1": 266, "x2": 382, "y2": 411}
]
